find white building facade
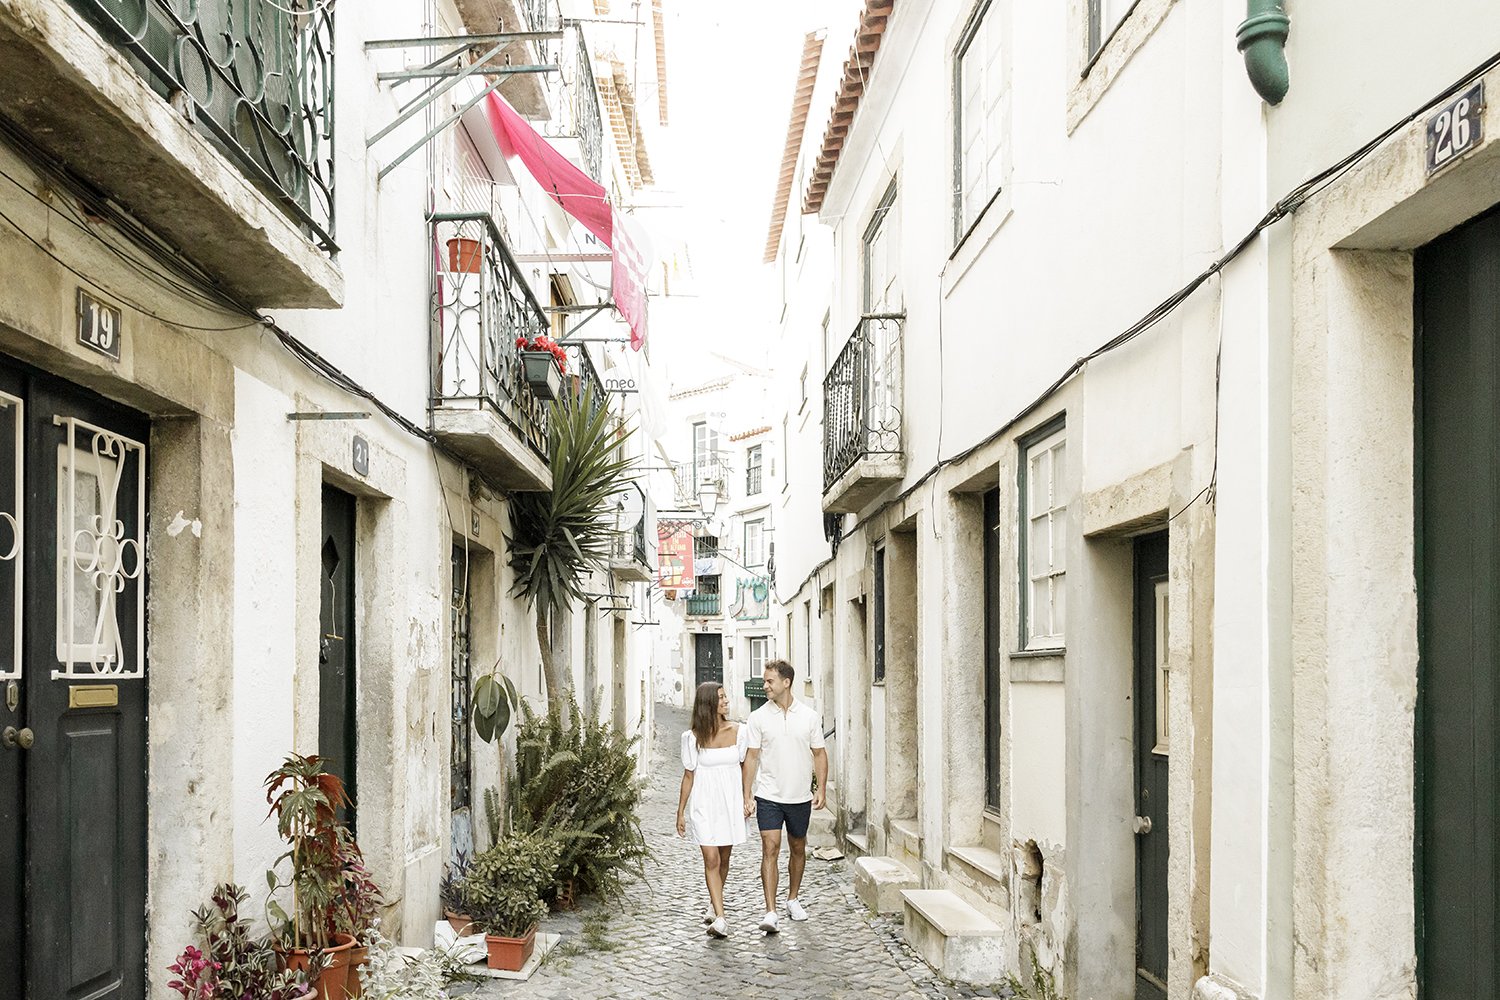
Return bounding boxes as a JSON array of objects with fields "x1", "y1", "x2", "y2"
[
  {"x1": 0, "y1": 0, "x2": 668, "y2": 996},
  {"x1": 767, "y1": 1, "x2": 1500, "y2": 999}
]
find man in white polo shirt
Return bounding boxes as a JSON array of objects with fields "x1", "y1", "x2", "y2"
[{"x1": 741, "y1": 659, "x2": 827, "y2": 934}]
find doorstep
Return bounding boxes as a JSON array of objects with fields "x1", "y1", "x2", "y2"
[{"x1": 902, "y1": 889, "x2": 1006, "y2": 984}]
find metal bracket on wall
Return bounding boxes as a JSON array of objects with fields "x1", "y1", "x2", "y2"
[{"x1": 286, "y1": 412, "x2": 370, "y2": 421}]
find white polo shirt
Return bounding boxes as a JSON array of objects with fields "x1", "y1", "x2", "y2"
[{"x1": 746, "y1": 698, "x2": 825, "y2": 804}]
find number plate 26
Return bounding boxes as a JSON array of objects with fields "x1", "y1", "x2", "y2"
[{"x1": 1427, "y1": 82, "x2": 1484, "y2": 175}]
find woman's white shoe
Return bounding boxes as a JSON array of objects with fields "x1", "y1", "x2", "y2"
[{"x1": 707, "y1": 916, "x2": 729, "y2": 938}]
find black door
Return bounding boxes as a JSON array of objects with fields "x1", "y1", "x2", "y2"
[
  {"x1": 1416, "y1": 208, "x2": 1500, "y2": 998},
  {"x1": 0, "y1": 358, "x2": 149, "y2": 1000},
  {"x1": 320, "y1": 485, "x2": 357, "y2": 827},
  {"x1": 694, "y1": 632, "x2": 723, "y2": 687},
  {"x1": 1133, "y1": 532, "x2": 1169, "y2": 1000}
]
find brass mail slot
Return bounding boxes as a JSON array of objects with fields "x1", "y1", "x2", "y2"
[{"x1": 69, "y1": 684, "x2": 118, "y2": 709}]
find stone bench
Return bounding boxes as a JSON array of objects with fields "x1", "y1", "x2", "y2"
[
  {"x1": 854, "y1": 855, "x2": 918, "y2": 914},
  {"x1": 901, "y1": 889, "x2": 1006, "y2": 984}
]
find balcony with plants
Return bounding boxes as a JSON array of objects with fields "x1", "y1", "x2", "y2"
[
  {"x1": 0, "y1": 0, "x2": 340, "y2": 307},
  {"x1": 823, "y1": 314, "x2": 906, "y2": 513},
  {"x1": 431, "y1": 212, "x2": 555, "y2": 492}
]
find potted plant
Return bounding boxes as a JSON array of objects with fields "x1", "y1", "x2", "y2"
[
  {"x1": 438, "y1": 851, "x2": 475, "y2": 935},
  {"x1": 446, "y1": 235, "x2": 484, "y2": 273},
  {"x1": 516, "y1": 334, "x2": 568, "y2": 401},
  {"x1": 166, "y1": 883, "x2": 315, "y2": 1000},
  {"x1": 458, "y1": 829, "x2": 562, "y2": 972},
  {"x1": 264, "y1": 754, "x2": 359, "y2": 1000},
  {"x1": 334, "y1": 831, "x2": 384, "y2": 998}
]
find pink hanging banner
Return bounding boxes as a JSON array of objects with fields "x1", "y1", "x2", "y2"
[{"x1": 483, "y1": 93, "x2": 648, "y2": 350}]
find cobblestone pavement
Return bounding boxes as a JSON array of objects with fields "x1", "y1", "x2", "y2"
[{"x1": 470, "y1": 704, "x2": 1009, "y2": 1000}]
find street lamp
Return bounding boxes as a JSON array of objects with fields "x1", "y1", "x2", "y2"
[{"x1": 697, "y1": 479, "x2": 720, "y2": 518}]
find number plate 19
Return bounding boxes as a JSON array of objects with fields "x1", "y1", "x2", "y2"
[
  {"x1": 1427, "y1": 82, "x2": 1484, "y2": 175},
  {"x1": 76, "y1": 288, "x2": 122, "y2": 361}
]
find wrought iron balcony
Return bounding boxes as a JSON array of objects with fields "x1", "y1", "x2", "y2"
[
  {"x1": 610, "y1": 515, "x2": 653, "y2": 583},
  {"x1": 431, "y1": 212, "x2": 552, "y2": 492},
  {"x1": 543, "y1": 26, "x2": 604, "y2": 181},
  {"x1": 561, "y1": 343, "x2": 609, "y2": 421},
  {"x1": 0, "y1": 0, "x2": 340, "y2": 305},
  {"x1": 450, "y1": 0, "x2": 558, "y2": 117},
  {"x1": 685, "y1": 592, "x2": 721, "y2": 617},
  {"x1": 67, "y1": 0, "x2": 335, "y2": 248},
  {"x1": 823, "y1": 314, "x2": 906, "y2": 513}
]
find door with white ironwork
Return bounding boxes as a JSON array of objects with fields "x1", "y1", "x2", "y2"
[{"x1": 0, "y1": 358, "x2": 149, "y2": 1000}]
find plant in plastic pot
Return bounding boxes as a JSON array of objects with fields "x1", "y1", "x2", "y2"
[
  {"x1": 263, "y1": 754, "x2": 360, "y2": 999},
  {"x1": 515, "y1": 334, "x2": 568, "y2": 400},
  {"x1": 458, "y1": 829, "x2": 562, "y2": 971}
]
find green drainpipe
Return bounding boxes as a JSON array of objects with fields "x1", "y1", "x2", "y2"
[{"x1": 1237, "y1": 0, "x2": 1290, "y2": 105}]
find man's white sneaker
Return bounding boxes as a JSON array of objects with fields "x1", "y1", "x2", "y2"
[
  {"x1": 707, "y1": 916, "x2": 729, "y2": 938},
  {"x1": 786, "y1": 898, "x2": 808, "y2": 921},
  {"x1": 759, "y1": 911, "x2": 780, "y2": 935}
]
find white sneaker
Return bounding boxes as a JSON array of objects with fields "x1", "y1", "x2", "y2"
[
  {"x1": 759, "y1": 911, "x2": 779, "y2": 935},
  {"x1": 786, "y1": 898, "x2": 808, "y2": 921},
  {"x1": 701, "y1": 907, "x2": 715, "y2": 925}
]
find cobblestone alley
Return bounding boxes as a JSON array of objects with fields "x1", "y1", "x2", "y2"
[{"x1": 470, "y1": 704, "x2": 1008, "y2": 1000}]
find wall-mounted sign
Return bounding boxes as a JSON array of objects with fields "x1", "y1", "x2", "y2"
[
  {"x1": 657, "y1": 521, "x2": 696, "y2": 589},
  {"x1": 1427, "y1": 81, "x2": 1484, "y2": 175},
  {"x1": 603, "y1": 376, "x2": 639, "y2": 394},
  {"x1": 352, "y1": 435, "x2": 370, "y2": 477},
  {"x1": 76, "y1": 289, "x2": 122, "y2": 361}
]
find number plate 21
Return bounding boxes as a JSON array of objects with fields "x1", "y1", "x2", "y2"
[{"x1": 1427, "y1": 82, "x2": 1484, "y2": 175}]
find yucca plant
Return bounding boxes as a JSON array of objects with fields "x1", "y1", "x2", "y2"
[{"x1": 506, "y1": 386, "x2": 635, "y2": 711}]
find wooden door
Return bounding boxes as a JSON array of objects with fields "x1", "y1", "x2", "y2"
[
  {"x1": 0, "y1": 357, "x2": 148, "y2": 1000},
  {"x1": 1134, "y1": 532, "x2": 1169, "y2": 1000},
  {"x1": 1416, "y1": 207, "x2": 1500, "y2": 999},
  {"x1": 319, "y1": 485, "x2": 357, "y2": 828}
]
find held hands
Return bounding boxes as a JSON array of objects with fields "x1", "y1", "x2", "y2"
[{"x1": 743, "y1": 796, "x2": 756, "y2": 818}]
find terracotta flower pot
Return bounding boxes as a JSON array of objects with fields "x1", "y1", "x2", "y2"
[
  {"x1": 446, "y1": 237, "x2": 484, "y2": 274},
  {"x1": 484, "y1": 925, "x2": 537, "y2": 972},
  {"x1": 280, "y1": 932, "x2": 357, "y2": 1000},
  {"x1": 444, "y1": 909, "x2": 476, "y2": 936},
  {"x1": 345, "y1": 943, "x2": 370, "y2": 998}
]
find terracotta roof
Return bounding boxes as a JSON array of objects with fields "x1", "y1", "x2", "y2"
[
  {"x1": 653, "y1": 0, "x2": 669, "y2": 126},
  {"x1": 668, "y1": 376, "x2": 732, "y2": 400},
  {"x1": 729, "y1": 426, "x2": 772, "y2": 442},
  {"x1": 802, "y1": 0, "x2": 895, "y2": 214},
  {"x1": 763, "y1": 32, "x2": 826, "y2": 264},
  {"x1": 599, "y1": 61, "x2": 656, "y2": 190}
]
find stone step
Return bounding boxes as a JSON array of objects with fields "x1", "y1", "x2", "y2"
[
  {"x1": 806, "y1": 807, "x2": 837, "y2": 849},
  {"x1": 901, "y1": 889, "x2": 1007, "y2": 984},
  {"x1": 946, "y1": 844, "x2": 1011, "y2": 917},
  {"x1": 844, "y1": 829, "x2": 870, "y2": 858},
  {"x1": 854, "y1": 855, "x2": 918, "y2": 914}
]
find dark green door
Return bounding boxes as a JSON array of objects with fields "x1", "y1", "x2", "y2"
[
  {"x1": 320, "y1": 485, "x2": 357, "y2": 828},
  {"x1": 1134, "y1": 532, "x2": 1169, "y2": 1000},
  {"x1": 694, "y1": 632, "x2": 722, "y2": 687},
  {"x1": 0, "y1": 357, "x2": 148, "y2": 1000},
  {"x1": 1416, "y1": 208, "x2": 1500, "y2": 998}
]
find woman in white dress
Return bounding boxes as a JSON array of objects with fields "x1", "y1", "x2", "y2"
[{"x1": 675, "y1": 681, "x2": 747, "y2": 937}]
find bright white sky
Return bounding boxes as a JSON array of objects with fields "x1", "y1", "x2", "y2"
[{"x1": 627, "y1": 0, "x2": 857, "y2": 383}]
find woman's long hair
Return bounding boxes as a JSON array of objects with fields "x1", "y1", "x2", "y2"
[{"x1": 690, "y1": 682, "x2": 723, "y2": 748}]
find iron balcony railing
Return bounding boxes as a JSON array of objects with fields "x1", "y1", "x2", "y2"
[
  {"x1": 685, "y1": 592, "x2": 721, "y2": 617},
  {"x1": 824, "y1": 314, "x2": 905, "y2": 492},
  {"x1": 69, "y1": 0, "x2": 336, "y2": 250},
  {"x1": 611, "y1": 518, "x2": 649, "y2": 566},
  {"x1": 540, "y1": 25, "x2": 603, "y2": 182},
  {"x1": 746, "y1": 463, "x2": 763, "y2": 496},
  {"x1": 431, "y1": 212, "x2": 550, "y2": 459},
  {"x1": 561, "y1": 342, "x2": 608, "y2": 420}
]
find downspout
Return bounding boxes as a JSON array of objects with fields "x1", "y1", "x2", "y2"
[{"x1": 1237, "y1": 0, "x2": 1291, "y2": 105}]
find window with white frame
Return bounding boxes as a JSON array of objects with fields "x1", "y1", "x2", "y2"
[
  {"x1": 746, "y1": 445, "x2": 763, "y2": 496},
  {"x1": 749, "y1": 635, "x2": 771, "y2": 677},
  {"x1": 955, "y1": 0, "x2": 1005, "y2": 237},
  {"x1": 863, "y1": 181, "x2": 900, "y2": 313},
  {"x1": 1021, "y1": 423, "x2": 1068, "y2": 649},
  {"x1": 1089, "y1": 0, "x2": 1137, "y2": 58},
  {"x1": 692, "y1": 421, "x2": 719, "y2": 490},
  {"x1": 744, "y1": 518, "x2": 766, "y2": 567}
]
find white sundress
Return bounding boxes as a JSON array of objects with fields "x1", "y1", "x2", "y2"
[{"x1": 681, "y1": 724, "x2": 749, "y2": 847}]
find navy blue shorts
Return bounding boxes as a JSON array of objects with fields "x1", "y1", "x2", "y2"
[{"x1": 756, "y1": 797, "x2": 812, "y2": 840}]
